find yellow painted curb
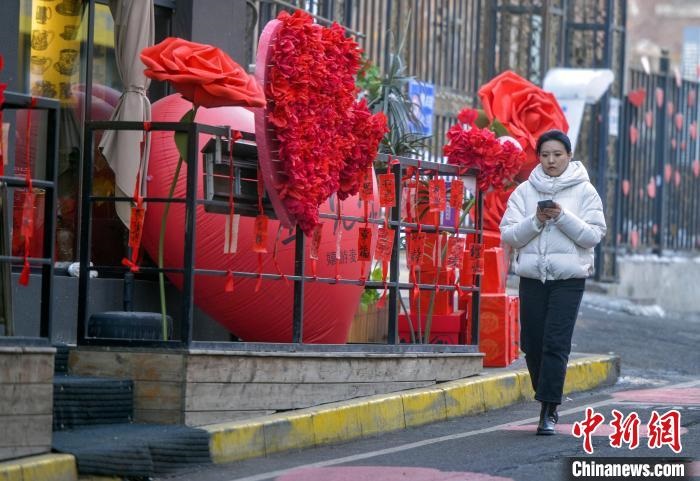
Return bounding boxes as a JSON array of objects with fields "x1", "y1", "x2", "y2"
[
  {"x1": 401, "y1": 386, "x2": 447, "y2": 427},
  {"x1": 360, "y1": 393, "x2": 405, "y2": 436},
  {"x1": 202, "y1": 354, "x2": 618, "y2": 465},
  {"x1": 263, "y1": 411, "x2": 315, "y2": 455},
  {"x1": 564, "y1": 354, "x2": 620, "y2": 395},
  {"x1": 0, "y1": 454, "x2": 77, "y2": 481},
  {"x1": 205, "y1": 419, "x2": 265, "y2": 464}
]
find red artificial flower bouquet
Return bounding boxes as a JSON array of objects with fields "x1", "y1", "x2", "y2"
[
  {"x1": 443, "y1": 108, "x2": 525, "y2": 192},
  {"x1": 141, "y1": 37, "x2": 265, "y2": 109},
  {"x1": 444, "y1": 70, "x2": 568, "y2": 229},
  {"x1": 478, "y1": 70, "x2": 569, "y2": 180},
  {"x1": 263, "y1": 10, "x2": 387, "y2": 234}
]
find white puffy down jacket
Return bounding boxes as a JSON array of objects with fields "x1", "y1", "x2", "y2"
[{"x1": 500, "y1": 161, "x2": 607, "y2": 282}]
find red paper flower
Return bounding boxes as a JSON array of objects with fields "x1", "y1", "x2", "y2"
[
  {"x1": 339, "y1": 101, "x2": 388, "y2": 200},
  {"x1": 443, "y1": 113, "x2": 523, "y2": 192},
  {"x1": 265, "y1": 10, "x2": 386, "y2": 233},
  {"x1": 140, "y1": 37, "x2": 265, "y2": 109},
  {"x1": 478, "y1": 70, "x2": 568, "y2": 178}
]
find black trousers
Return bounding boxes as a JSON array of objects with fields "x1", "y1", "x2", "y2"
[{"x1": 519, "y1": 276, "x2": 586, "y2": 404}]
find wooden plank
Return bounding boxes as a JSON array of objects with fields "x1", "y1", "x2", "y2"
[
  {"x1": 0, "y1": 446, "x2": 50, "y2": 462},
  {"x1": 0, "y1": 383, "x2": 52, "y2": 415},
  {"x1": 0, "y1": 353, "x2": 53, "y2": 383},
  {"x1": 133, "y1": 409, "x2": 182, "y2": 425},
  {"x1": 186, "y1": 354, "x2": 481, "y2": 384},
  {"x1": 0, "y1": 415, "x2": 52, "y2": 447},
  {"x1": 69, "y1": 350, "x2": 185, "y2": 382},
  {"x1": 132, "y1": 381, "x2": 183, "y2": 411},
  {"x1": 184, "y1": 410, "x2": 275, "y2": 427},
  {"x1": 185, "y1": 381, "x2": 435, "y2": 411}
]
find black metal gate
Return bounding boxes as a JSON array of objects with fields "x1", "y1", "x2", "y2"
[
  {"x1": 618, "y1": 56, "x2": 700, "y2": 254},
  {"x1": 251, "y1": 0, "x2": 629, "y2": 279}
]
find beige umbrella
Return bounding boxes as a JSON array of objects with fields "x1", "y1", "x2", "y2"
[{"x1": 99, "y1": 0, "x2": 154, "y2": 226}]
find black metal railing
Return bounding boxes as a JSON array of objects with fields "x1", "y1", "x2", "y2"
[
  {"x1": 618, "y1": 64, "x2": 700, "y2": 254},
  {"x1": 0, "y1": 92, "x2": 60, "y2": 341},
  {"x1": 77, "y1": 120, "x2": 484, "y2": 352}
]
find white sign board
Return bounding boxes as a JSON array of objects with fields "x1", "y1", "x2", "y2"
[
  {"x1": 557, "y1": 99, "x2": 586, "y2": 153},
  {"x1": 608, "y1": 97, "x2": 620, "y2": 137}
]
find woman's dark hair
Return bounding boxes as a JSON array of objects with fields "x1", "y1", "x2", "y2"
[{"x1": 536, "y1": 129, "x2": 572, "y2": 154}]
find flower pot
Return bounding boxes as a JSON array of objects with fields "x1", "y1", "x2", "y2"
[{"x1": 347, "y1": 302, "x2": 388, "y2": 343}]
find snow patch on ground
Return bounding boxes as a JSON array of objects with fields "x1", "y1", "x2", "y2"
[
  {"x1": 582, "y1": 292, "x2": 666, "y2": 318},
  {"x1": 621, "y1": 254, "x2": 700, "y2": 264}
]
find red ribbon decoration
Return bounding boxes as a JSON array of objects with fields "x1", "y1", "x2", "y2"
[
  {"x1": 224, "y1": 269, "x2": 234, "y2": 293},
  {"x1": 273, "y1": 225, "x2": 289, "y2": 285},
  {"x1": 19, "y1": 98, "x2": 38, "y2": 286},
  {"x1": 308, "y1": 223, "x2": 322, "y2": 281},
  {"x1": 374, "y1": 227, "x2": 394, "y2": 308},
  {"x1": 121, "y1": 171, "x2": 145, "y2": 273},
  {"x1": 226, "y1": 131, "x2": 242, "y2": 255},
  {"x1": 121, "y1": 122, "x2": 153, "y2": 273},
  {"x1": 254, "y1": 169, "x2": 267, "y2": 292},
  {"x1": 221, "y1": 130, "x2": 242, "y2": 294},
  {"x1": 334, "y1": 199, "x2": 342, "y2": 283}
]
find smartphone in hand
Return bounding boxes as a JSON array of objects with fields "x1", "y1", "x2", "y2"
[{"x1": 537, "y1": 199, "x2": 557, "y2": 210}]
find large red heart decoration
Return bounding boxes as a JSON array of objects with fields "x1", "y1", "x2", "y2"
[{"x1": 142, "y1": 94, "x2": 374, "y2": 343}]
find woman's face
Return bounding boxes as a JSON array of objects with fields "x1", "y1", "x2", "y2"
[{"x1": 538, "y1": 139, "x2": 572, "y2": 177}]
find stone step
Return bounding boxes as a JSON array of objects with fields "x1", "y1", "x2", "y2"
[
  {"x1": 53, "y1": 344, "x2": 70, "y2": 375},
  {"x1": 53, "y1": 375, "x2": 134, "y2": 431},
  {"x1": 52, "y1": 423, "x2": 211, "y2": 478}
]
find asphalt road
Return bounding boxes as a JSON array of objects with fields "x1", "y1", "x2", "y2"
[{"x1": 159, "y1": 294, "x2": 700, "y2": 481}]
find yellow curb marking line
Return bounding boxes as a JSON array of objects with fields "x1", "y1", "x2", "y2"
[
  {"x1": 204, "y1": 354, "x2": 618, "y2": 466},
  {"x1": 0, "y1": 454, "x2": 76, "y2": 481},
  {"x1": 206, "y1": 420, "x2": 266, "y2": 465},
  {"x1": 0, "y1": 355, "x2": 619, "y2": 479}
]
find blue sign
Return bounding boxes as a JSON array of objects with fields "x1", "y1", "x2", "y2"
[{"x1": 408, "y1": 80, "x2": 435, "y2": 136}]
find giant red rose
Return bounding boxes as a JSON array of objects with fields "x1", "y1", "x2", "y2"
[
  {"x1": 478, "y1": 71, "x2": 568, "y2": 179},
  {"x1": 140, "y1": 37, "x2": 265, "y2": 109}
]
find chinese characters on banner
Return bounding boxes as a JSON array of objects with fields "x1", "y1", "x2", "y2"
[
  {"x1": 469, "y1": 242, "x2": 484, "y2": 275},
  {"x1": 375, "y1": 227, "x2": 394, "y2": 262},
  {"x1": 360, "y1": 167, "x2": 374, "y2": 201},
  {"x1": 253, "y1": 215, "x2": 269, "y2": 253},
  {"x1": 572, "y1": 408, "x2": 683, "y2": 454},
  {"x1": 357, "y1": 226, "x2": 372, "y2": 262},
  {"x1": 309, "y1": 223, "x2": 323, "y2": 260},
  {"x1": 446, "y1": 237, "x2": 465, "y2": 269},
  {"x1": 128, "y1": 205, "x2": 145, "y2": 250},
  {"x1": 407, "y1": 232, "x2": 426, "y2": 266},
  {"x1": 450, "y1": 179, "x2": 464, "y2": 210},
  {"x1": 428, "y1": 178, "x2": 446, "y2": 213},
  {"x1": 378, "y1": 173, "x2": 396, "y2": 207}
]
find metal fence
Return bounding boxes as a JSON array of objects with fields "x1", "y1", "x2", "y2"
[
  {"x1": 252, "y1": 0, "x2": 485, "y2": 163},
  {"x1": 250, "y1": 0, "x2": 640, "y2": 277},
  {"x1": 77, "y1": 119, "x2": 484, "y2": 350},
  {"x1": 618, "y1": 63, "x2": 700, "y2": 253}
]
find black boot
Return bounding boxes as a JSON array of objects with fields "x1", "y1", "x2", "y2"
[{"x1": 536, "y1": 402, "x2": 559, "y2": 435}]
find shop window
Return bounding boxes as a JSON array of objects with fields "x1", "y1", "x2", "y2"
[{"x1": 17, "y1": 0, "x2": 172, "y2": 264}]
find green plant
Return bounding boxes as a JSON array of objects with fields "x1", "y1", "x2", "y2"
[
  {"x1": 359, "y1": 11, "x2": 430, "y2": 161},
  {"x1": 360, "y1": 265, "x2": 384, "y2": 306}
]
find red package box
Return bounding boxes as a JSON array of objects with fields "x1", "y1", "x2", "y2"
[
  {"x1": 398, "y1": 310, "x2": 466, "y2": 345},
  {"x1": 461, "y1": 293, "x2": 519, "y2": 367}
]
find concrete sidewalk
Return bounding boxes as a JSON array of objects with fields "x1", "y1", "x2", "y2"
[{"x1": 0, "y1": 353, "x2": 619, "y2": 481}]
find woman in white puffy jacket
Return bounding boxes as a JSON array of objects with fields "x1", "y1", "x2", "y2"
[{"x1": 500, "y1": 130, "x2": 606, "y2": 436}]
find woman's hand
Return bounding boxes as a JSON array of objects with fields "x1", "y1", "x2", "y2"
[{"x1": 537, "y1": 202, "x2": 562, "y2": 222}]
